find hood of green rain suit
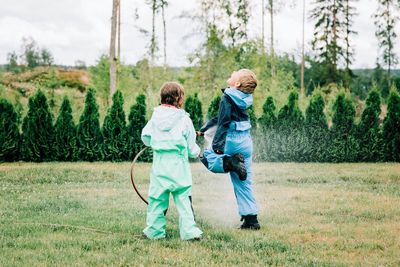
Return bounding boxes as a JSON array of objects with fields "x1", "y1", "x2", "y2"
[{"x1": 141, "y1": 106, "x2": 200, "y2": 158}]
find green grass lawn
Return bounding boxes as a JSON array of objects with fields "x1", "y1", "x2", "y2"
[{"x1": 1, "y1": 162, "x2": 399, "y2": 266}]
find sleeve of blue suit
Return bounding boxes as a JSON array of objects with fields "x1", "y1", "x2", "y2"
[{"x1": 212, "y1": 95, "x2": 232, "y2": 153}]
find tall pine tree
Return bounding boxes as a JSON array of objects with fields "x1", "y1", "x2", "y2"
[
  {"x1": 310, "y1": 0, "x2": 347, "y2": 84},
  {"x1": 382, "y1": 89, "x2": 400, "y2": 161},
  {"x1": 374, "y1": 0, "x2": 400, "y2": 88},
  {"x1": 76, "y1": 88, "x2": 103, "y2": 161},
  {"x1": 54, "y1": 97, "x2": 76, "y2": 161},
  {"x1": 357, "y1": 90, "x2": 382, "y2": 162},
  {"x1": 0, "y1": 99, "x2": 20, "y2": 162},
  {"x1": 102, "y1": 91, "x2": 128, "y2": 161},
  {"x1": 21, "y1": 90, "x2": 54, "y2": 162}
]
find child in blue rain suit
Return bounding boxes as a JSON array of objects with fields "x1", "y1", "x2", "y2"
[
  {"x1": 141, "y1": 82, "x2": 203, "y2": 240},
  {"x1": 198, "y1": 69, "x2": 260, "y2": 230}
]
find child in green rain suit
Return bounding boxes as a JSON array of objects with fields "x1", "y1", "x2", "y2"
[{"x1": 141, "y1": 82, "x2": 203, "y2": 240}]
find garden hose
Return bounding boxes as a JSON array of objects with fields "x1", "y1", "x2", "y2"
[{"x1": 130, "y1": 147, "x2": 149, "y2": 205}]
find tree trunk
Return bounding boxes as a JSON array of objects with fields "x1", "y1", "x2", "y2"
[
  {"x1": 300, "y1": 0, "x2": 305, "y2": 94},
  {"x1": 109, "y1": 0, "x2": 119, "y2": 105},
  {"x1": 269, "y1": 0, "x2": 275, "y2": 78},
  {"x1": 262, "y1": 0, "x2": 265, "y2": 52},
  {"x1": 118, "y1": 0, "x2": 121, "y2": 60},
  {"x1": 162, "y1": 2, "x2": 167, "y2": 71},
  {"x1": 151, "y1": 0, "x2": 156, "y2": 64}
]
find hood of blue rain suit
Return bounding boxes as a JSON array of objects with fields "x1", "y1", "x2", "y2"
[
  {"x1": 151, "y1": 106, "x2": 187, "y2": 131},
  {"x1": 224, "y1": 87, "x2": 253, "y2": 109}
]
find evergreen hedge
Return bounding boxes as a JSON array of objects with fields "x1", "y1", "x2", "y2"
[
  {"x1": 54, "y1": 97, "x2": 76, "y2": 161},
  {"x1": 21, "y1": 90, "x2": 54, "y2": 162},
  {"x1": 0, "y1": 99, "x2": 20, "y2": 161},
  {"x1": 102, "y1": 91, "x2": 128, "y2": 161},
  {"x1": 75, "y1": 88, "x2": 103, "y2": 161}
]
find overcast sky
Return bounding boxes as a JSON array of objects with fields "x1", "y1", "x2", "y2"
[{"x1": 0, "y1": 0, "x2": 399, "y2": 68}]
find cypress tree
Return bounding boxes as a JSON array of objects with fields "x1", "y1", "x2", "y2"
[
  {"x1": 21, "y1": 90, "x2": 54, "y2": 162},
  {"x1": 0, "y1": 99, "x2": 20, "y2": 161},
  {"x1": 102, "y1": 91, "x2": 128, "y2": 161},
  {"x1": 259, "y1": 96, "x2": 276, "y2": 129},
  {"x1": 248, "y1": 105, "x2": 257, "y2": 130},
  {"x1": 305, "y1": 92, "x2": 328, "y2": 162},
  {"x1": 76, "y1": 88, "x2": 103, "y2": 161},
  {"x1": 329, "y1": 93, "x2": 358, "y2": 162},
  {"x1": 357, "y1": 90, "x2": 382, "y2": 162},
  {"x1": 255, "y1": 96, "x2": 278, "y2": 162},
  {"x1": 54, "y1": 97, "x2": 76, "y2": 161},
  {"x1": 127, "y1": 94, "x2": 151, "y2": 161},
  {"x1": 207, "y1": 95, "x2": 221, "y2": 119},
  {"x1": 382, "y1": 89, "x2": 400, "y2": 161},
  {"x1": 184, "y1": 93, "x2": 203, "y2": 131},
  {"x1": 276, "y1": 91, "x2": 305, "y2": 161}
]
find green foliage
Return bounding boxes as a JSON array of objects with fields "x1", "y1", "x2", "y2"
[
  {"x1": 207, "y1": 95, "x2": 221, "y2": 119},
  {"x1": 328, "y1": 93, "x2": 358, "y2": 162},
  {"x1": 89, "y1": 55, "x2": 110, "y2": 101},
  {"x1": 76, "y1": 88, "x2": 103, "y2": 161},
  {"x1": 0, "y1": 99, "x2": 20, "y2": 161},
  {"x1": 382, "y1": 89, "x2": 400, "y2": 161},
  {"x1": 21, "y1": 90, "x2": 54, "y2": 162},
  {"x1": 254, "y1": 96, "x2": 278, "y2": 162},
  {"x1": 6, "y1": 52, "x2": 20, "y2": 74},
  {"x1": 184, "y1": 93, "x2": 203, "y2": 131},
  {"x1": 127, "y1": 94, "x2": 151, "y2": 162},
  {"x1": 259, "y1": 96, "x2": 276, "y2": 129},
  {"x1": 356, "y1": 90, "x2": 383, "y2": 161},
  {"x1": 304, "y1": 92, "x2": 328, "y2": 161},
  {"x1": 275, "y1": 91, "x2": 306, "y2": 161},
  {"x1": 54, "y1": 97, "x2": 76, "y2": 161},
  {"x1": 102, "y1": 91, "x2": 128, "y2": 161},
  {"x1": 248, "y1": 105, "x2": 257, "y2": 130}
]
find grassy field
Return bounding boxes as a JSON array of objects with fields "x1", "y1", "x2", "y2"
[{"x1": 0, "y1": 162, "x2": 399, "y2": 266}]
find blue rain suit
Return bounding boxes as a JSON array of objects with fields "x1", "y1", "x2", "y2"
[
  {"x1": 141, "y1": 106, "x2": 203, "y2": 240},
  {"x1": 201, "y1": 88, "x2": 259, "y2": 216}
]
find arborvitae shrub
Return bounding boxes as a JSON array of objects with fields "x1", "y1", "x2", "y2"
[
  {"x1": 0, "y1": 99, "x2": 20, "y2": 161},
  {"x1": 21, "y1": 90, "x2": 54, "y2": 162},
  {"x1": 275, "y1": 91, "x2": 306, "y2": 161},
  {"x1": 102, "y1": 91, "x2": 128, "y2": 161},
  {"x1": 76, "y1": 88, "x2": 103, "y2": 161},
  {"x1": 127, "y1": 94, "x2": 151, "y2": 162},
  {"x1": 254, "y1": 96, "x2": 278, "y2": 161},
  {"x1": 357, "y1": 90, "x2": 383, "y2": 162},
  {"x1": 207, "y1": 95, "x2": 221, "y2": 119},
  {"x1": 54, "y1": 97, "x2": 76, "y2": 161},
  {"x1": 305, "y1": 92, "x2": 328, "y2": 162},
  {"x1": 328, "y1": 93, "x2": 358, "y2": 162},
  {"x1": 184, "y1": 93, "x2": 203, "y2": 131},
  {"x1": 382, "y1": 90, "x2": 400, "y2": 161},
  {"x1": 259, "y1": 96, "x2": 276, "y2": 129}
]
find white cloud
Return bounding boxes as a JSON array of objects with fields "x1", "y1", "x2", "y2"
[{"x1": 0, "y1": 0, "x2": 399, "y2": 68}]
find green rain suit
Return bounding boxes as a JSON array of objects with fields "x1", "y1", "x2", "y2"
[{"x1": 141, "y1": 105, "x2": 203, "y2": 240}]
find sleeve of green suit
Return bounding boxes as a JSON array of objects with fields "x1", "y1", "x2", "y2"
[
  {"x1": 141, "y1": 121, "x2": 152, "y2": 146},
  {"x1": 185, "y1": 117, "x2": 200, "y2": 159}
]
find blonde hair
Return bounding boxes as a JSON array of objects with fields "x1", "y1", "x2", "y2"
[
  {"x1": 160, "y1": 81, "x2": 185, "y2": 108},
  {"x1": 237, "y1": 69, "x2": 258, "y2": 94}
]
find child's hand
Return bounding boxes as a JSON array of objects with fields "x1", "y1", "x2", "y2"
[
  {"x1": 196, "y1": 131, "x2": 204, "y2": 137},
  {"x1": 214, "y1": 149, "x2": 223, "y2": 155}
]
